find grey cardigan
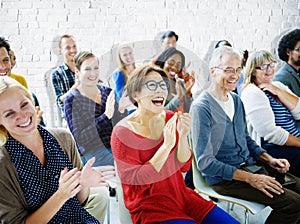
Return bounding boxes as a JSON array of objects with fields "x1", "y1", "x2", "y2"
[{"x1": 0, "y1": 127, "x2": 83, "y2": 224}]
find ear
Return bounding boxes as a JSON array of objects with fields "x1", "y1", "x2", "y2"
[
  {"x1": 286, "y1": 48, "x2": 291, "y2": 57},
  {"x1": 210, "y1": 67, "x2": 216, "y2": 76}
]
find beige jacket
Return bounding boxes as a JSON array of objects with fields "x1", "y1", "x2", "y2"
[{"x1": 0, "y1": 127, "x2": 82, "y2": 224}]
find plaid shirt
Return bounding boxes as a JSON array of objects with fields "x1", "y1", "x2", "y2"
[
  {"x1": 64, "y1": 85, "x2": 113, "y2": 156},
  {"x1": 51, "y1": 63, "x2": 75, "y2": 117}
]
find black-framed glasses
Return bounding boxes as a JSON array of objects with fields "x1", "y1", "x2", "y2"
[
  {"x1": 144, "y1": 80, "x2": 169, "y2": 91},
  {"x1": 255, "y1": 62, "x2": 276, "y2": 70},
  {"x1": 294, "y1": 47, "x2": 300, "y2": 52},
  {"x1": 215, "y1": 67, "x2": 243, "y2": 74}
]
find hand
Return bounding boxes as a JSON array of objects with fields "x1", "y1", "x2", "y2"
[
  {"x1": 184, "y1": 70, "x2": 195, "y2": 97},
  {"x1": 175, "y1": 75, "x2": 184, "y2": 100},
  {"x1": 80, "y1": 157, "x2": 113, "y2": 187},
  {"x1": 93, "y1": 165, "x2": 117, "y2": 187},
  {"x1": 57, "y1": 167, "x2": 81, "y2": 201},
  {"x1": 163, "y1": 112, "x2": 178, "y2": 149},
  {"x1": 118, "y1": 90, "x2": 136, "y2": 113},
  {"x1": 104, "y1": 91, "x2": 116, "y2": 119},
  {"x1": 35, "y1": 106, "x2": 43, "y2": 125},
  {"x1": 247, "y1": 173, "x2": 284, "y2": 198},
  {"x1": 268, "y1": 158, "x2": 290, "y2": 173},
  {"x1": 258, "y1": 83, "x2": 281, "y2": 96},
  {"x1": 176, "y1": 112, "x2": 191, "y2": 138}
]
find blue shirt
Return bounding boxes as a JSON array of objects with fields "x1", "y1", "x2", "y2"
[
  {"x1": 191, "y1": 91, "x2": 265, "y2": 185},
  {"x1": 113, "y1": 69, "x2": 125, "y2": 104},
  {"x1": 5, "y1": 126, "x2": 99, "y2": 224},
  {"x1": 52, "y1": 63, "x2": 75, "y2": 117}
]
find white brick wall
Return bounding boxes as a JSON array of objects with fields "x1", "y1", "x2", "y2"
[{"x1": 0, "y1": 0, "x2": 299, "y2": 127}]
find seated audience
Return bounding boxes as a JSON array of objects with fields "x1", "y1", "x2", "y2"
[
  {"x1": 0, "y1": 76, "x2": 115, "y2": 223},
  {"x1": 241, "y1": 49, "x2": 300, "y2": 177},
  {"x1": 191, "y1": 46, "x2": 300, "y2": 224},
  {"x1": 111, "y1": 64, "x2": 239, "y2": 224}
]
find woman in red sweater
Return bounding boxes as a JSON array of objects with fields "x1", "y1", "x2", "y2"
[{"x1": 111, "y1": 65, "x2": 238, "y2": 224}]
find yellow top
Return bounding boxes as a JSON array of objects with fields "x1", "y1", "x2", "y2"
[{"x1": 10, "y1": 73, "x2": 28, "y2": 89}]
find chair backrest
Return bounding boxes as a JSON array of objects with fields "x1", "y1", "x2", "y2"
[
  {"x1": 115, "y1": 163, "x2": 133, "y2": 224},
  {"x1": 192, "y1": 158, "x2": 267, "y2": 215}
]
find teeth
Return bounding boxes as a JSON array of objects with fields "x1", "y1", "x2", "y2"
[
  {"x1": 0, "y1": 73, "x2": 6, "y2": 76},
  {"x1": 19, "y1": 119, "x2": 30, "y2": 127}
]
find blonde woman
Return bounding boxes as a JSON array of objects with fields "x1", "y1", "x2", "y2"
[
  {"x1": 0, "y1": 76, "x2": 114, "y2": 223},
  {"x1": 113, "y1": 43, "x2": 136, "y2": 104},
  {"x1": 241, "y1": 49, "x2": 300, "y2": 177}
]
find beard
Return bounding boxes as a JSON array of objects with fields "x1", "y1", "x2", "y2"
[
  {"x1": 293, "y1": 59, "x2": 300, "y2": 66},
  {"x1": 291, "y1": 53, "x2": 300, "y2": 66}
]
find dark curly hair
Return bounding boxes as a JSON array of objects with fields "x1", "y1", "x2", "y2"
[
  {"x1": 278, "y1": 28, "x2": 300, "y2": 62},
  {"x1": 0, "y1": 37, "x2": 11, "y2": 52}
]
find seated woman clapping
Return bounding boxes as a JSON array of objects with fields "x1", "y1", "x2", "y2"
[{"x1": 0, "y1": 76, "x2": 115, "y2": 223}]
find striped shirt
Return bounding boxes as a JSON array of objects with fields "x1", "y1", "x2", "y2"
[{"x1": 262, "y1": 91, "x2": 300, "y2": 148}]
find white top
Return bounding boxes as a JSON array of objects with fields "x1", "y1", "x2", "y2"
[
  {"x1": 210, "y1": 92, "x2": 235, "y2": 121},
  {"x1": 240, "y1": 81, "x2": 300, "y2": 146}
]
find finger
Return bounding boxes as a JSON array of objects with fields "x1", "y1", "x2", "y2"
[
  {"x1": 60, "y1": 167, "x2": 68, "y2": 179},
  {"x1": 261, "y1": 189, "x2": 274, "y2": 198},
  {"x1": 61, "y1": 167, "x2": 79, "y2": 182},
  {"x1": 85, "y1": 157, "x2": 96, "y2": 168},
  {"x1": 94, "y1": 165, "x2": 115, "y2": 172}
]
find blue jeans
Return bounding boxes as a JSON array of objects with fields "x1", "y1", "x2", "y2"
[{"x1": 157, "y1": 206, "x2": 239, "y2": 224}]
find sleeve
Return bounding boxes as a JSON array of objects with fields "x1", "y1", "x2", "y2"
[
  {"x1": 241, "y1": 84, "x2": 289, "y2": 146},
  {"x1": 273, "y1": 81, "x2": 300, "y2": 120},
  {"x1": 164, "y1": 96, "x2": 183, "y2": 111},
  {"x1": 190, "y1": 102, "x2": 237, "y2": 182},
  {"x1": 51, "y1": 69, "x2": 64, "y2": 109},
  {"x1": 64, "y1": 90, "x2": 113, "y2": 153},
  {"x1": 113, "y1": 70, "x2": 125, "y2": 103},
  {"x1": 0, "y1": 149, "x2": 28, "y2": 224}
]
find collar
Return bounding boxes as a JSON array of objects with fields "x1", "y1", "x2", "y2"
[{"x1": 286, "y1": 63, "x2": 300, "y2": 74}]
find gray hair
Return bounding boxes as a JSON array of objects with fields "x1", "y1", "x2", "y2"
[{"x1": 209, "y1": 46, "x2": 241, "y2": 69}]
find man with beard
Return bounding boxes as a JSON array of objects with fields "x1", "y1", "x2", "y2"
[
  {"x1": 274, "y1": 29, "x2": 300, "y2": 96},
  {"x1": 274, "y1": 28, "x2": 300, "y2": 129}
]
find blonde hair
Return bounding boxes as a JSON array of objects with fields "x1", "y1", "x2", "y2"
[
  {"x1": 0, "y1": 76, "x2": 33, "y2": 146},
  {"x1": 243, "y1": 50, "x2": 276, "y2": 89},
  {"x1": 116, "y1": 44, "x2": 136, "y2": 85}
]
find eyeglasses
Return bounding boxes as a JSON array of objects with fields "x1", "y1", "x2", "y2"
[
  {"x1": 255, "y1": 62, "x2": 276, "y2": 70},
  {"x1": 294, "y1": 47, "x2": 300, "y2": 52},
  {"x1": 144, "y1": 80, "x2": 169, "y2": 91},
  {"x1": 215, "y1": 67, "x2": 243, "y2": 74}
]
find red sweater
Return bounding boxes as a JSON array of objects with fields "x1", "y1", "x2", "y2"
[{"x1": 111, "y1": 110, "x2": 215, "y2": 224}]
